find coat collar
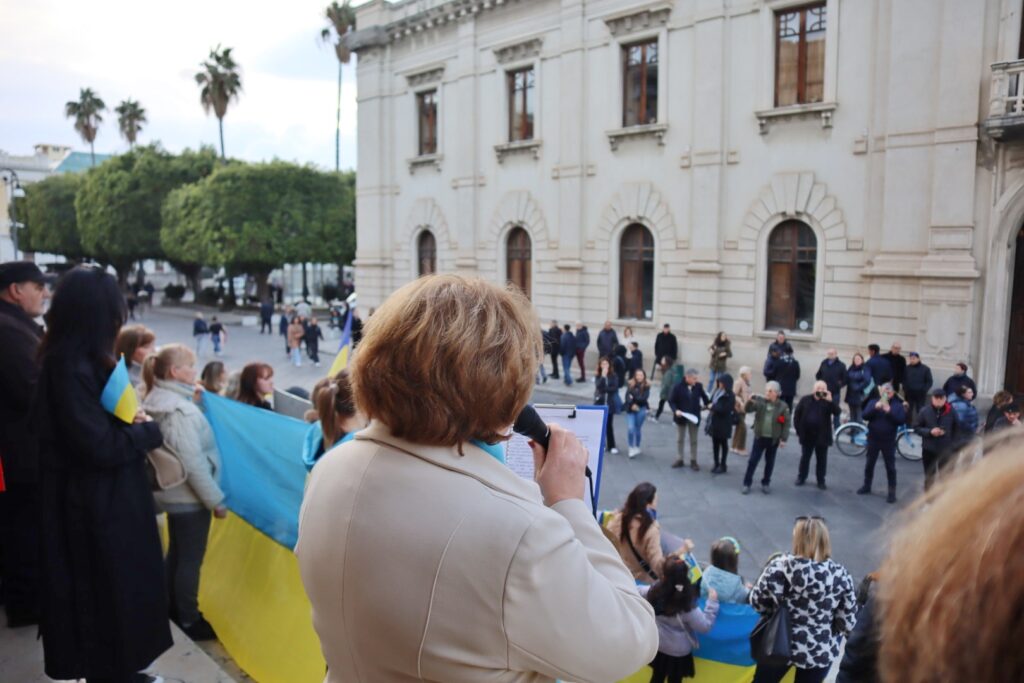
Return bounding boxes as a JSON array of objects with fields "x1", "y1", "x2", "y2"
[
  {"x1": 355, "y1": 421, "x2": 543, "y2": 504},
  {"x1": 0, "y1": 298, "x2": 43, "y2": 337}
]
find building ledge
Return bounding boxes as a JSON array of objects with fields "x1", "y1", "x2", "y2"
[
  {"x1": 755, "y1": 102, "x2": 837, "y2": 135},
  {"x1": 407, "y1": 153, "x2": 443, "y2": 174},
  {"x1": 606, "y1": 123, "x2": 668, "y2": 151},
  {"x1": 495, "y1": 139, "x2": 541, "y2": 163}
]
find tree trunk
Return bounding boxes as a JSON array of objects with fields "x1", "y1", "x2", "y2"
[
  {"x1": 336, "y1": 60, "x2": 343, "y2": 172},
  {"x1": 218, "y1": 117, "x2": 226, "y2": 160},
  {"x1": 90, "y1": 140, "x2": 96, "y2": 167},
  {"x1": 301, "y1": 262, "x2": 309, "y2": 300},
  {"x1": 253, "y1": 270, "x2": 271, "y2": 303}
]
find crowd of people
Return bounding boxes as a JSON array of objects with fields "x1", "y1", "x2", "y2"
[
  {"x1": 545, "y1": 320, "x2": 1019, "y2": 503},
  {"x1": 2, "y1": 262, "x2": 1022, "y2": 683}
]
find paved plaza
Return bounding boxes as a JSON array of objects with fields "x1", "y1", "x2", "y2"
[{"x1": 141, "y1": 305, "x2": 921, "y2": 581}]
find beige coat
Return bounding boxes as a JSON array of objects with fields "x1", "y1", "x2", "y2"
[
  {"x1": 606, "y1": 513, "x2": 665, "y2": 583},
  {"x1": 287, "y1": 322, "x2": 305, "y2": 350},
  {"x1": 734, "y1": 376, "x2": 752, "y2": 413},
  {"x1": 296, "y1": 422, "x2": 658, "y2": 683}
]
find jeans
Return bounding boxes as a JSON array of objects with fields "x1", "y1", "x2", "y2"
[
  {"x1": 709, "y1": 369, "x2": 722, "y2": 391},
  {"x1": 743, "y1": 436, "x2": 780, "y2": 487},
  {"x1": 863, "y1": 436, "x2": 897, "y2": 490},
  {"x1": 211, "y1": 333, "x2": 222, "y2": 354},
  {"x1": 260, "y1": 317, "x2": 272, "y2": 334},
  {"x1": 798, "y1": 443, "x2": 829, "y2": 484},
  {"x1": 535, "y1": 363, "x2": 547, "y2": 384},
  {"x1": 752, "y1": 663, "x2": 829, "y2": 683},
  {"x1": 291, "y1": 347, "x2": 302, "y2": 367},
  {"x1": 848, "y1": 402, "x2": 863, "y2": 424},
  {"x1": 194, "y1": 334, "x2": 207, "y2": 357},
  {"x1": 575, "y1": 349, "x2": 587, "y2": 379},
  {"x1": 308, "y1": 343, "x2": 320, "y2": 364},
  {"x1": 561, "y1": 355, "x2": 574, "y2": 385},
  {"x1": 712, "y1": 437, "x2": 729, "y2": 468},
  {"x1": 626, "y1": 408, "x2": 647, "y2": 447},
  {"x1": 166, "y1": 508, "x2": 212, "y2": 627},
  {"x1": 550, "y1": 351, "x2": 560, "y2": 378},
  {"x1": 675, "y1": 422, "x2": 699, "y2": 463},
  {"x1": 922, "y1": 447, "x2": 947, "y2": 490}
]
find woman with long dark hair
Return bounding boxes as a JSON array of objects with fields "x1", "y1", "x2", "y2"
[
  {"x1": 33, "y1": 266, "x2": 170, "y2": 683},
  {"x1": 237, "y1": 362, "x2": 274, "y2": 409},
  {"x1": 595, "y1": 356, "x2": 620, "y2": 455},
  {"x1": 606, "y1": 482, "x2": 693, "y2": 583}
]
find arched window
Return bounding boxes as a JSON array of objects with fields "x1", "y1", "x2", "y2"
[
  {"x1": 506, "y1": 227, "x2": 532, "y2": 298},
  {"x1": 619, "y1": 223, "x2": 655, "y2": 320},
  {"x1": 766, "y1": 220, "x2": 817, "y2": 331},
  {"x1": 417, "y1": 230, "x2": 437, "y2": 276}
]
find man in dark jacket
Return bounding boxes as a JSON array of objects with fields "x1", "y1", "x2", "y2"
[
  {"x1": 596, "y1": 320, "x2": 618, "y2": 359},
  {"x1": 559, "y1": 324, "x2": 576, "y2": 386},
  {"x1": 574, "y1": 322, "x2": 590, "y2": 382},
  {"x1": 902, "y1": 352, "x2": 933, "y2": 424},
  {"x1": 546, "y1": 320, "x2": 562, "y2": 379},
  {"x1": 865, "y1": 344, "x2": 893, "y2": 386},
  {"x1": 881, "y1": 342, "x2": 907, "y2": 394},
  {"x1": 913, "y1": 389, "x2": 958, "y2": 490},
  {"x1": 793, "y1": 380, "x2": 840, "y2": 489},
  {"x1": 768, "y1": 330, "x2": 793, "y2": 357},
  {"x1": 259, "y1": 298, "x2": 274, "y2": 334},
  {"x1": 0, "y1": 261, "x2": 49, "y2": 627},
  {"x1": 858, "y1": 383, "x2": 906, "y2": 503},
  {"x1": 775, "y1": 354, "x2": 801, "y2": 408},
  {"x1": 815, "y1": 348, "x2": 847, "y2": 430},
  {"x1": 669, "y1": 369, "x2": 710, "y2": 470},
  {"x1": 653, "y1": 323, "x2": 678, "y2": 378},
  {"x1": 628, "y1": 341, "x2": 643, "y2": 374}
]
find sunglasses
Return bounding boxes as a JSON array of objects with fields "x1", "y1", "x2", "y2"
[{"x1": 795, "y1": 515, "x2": 825, "y2": 523}]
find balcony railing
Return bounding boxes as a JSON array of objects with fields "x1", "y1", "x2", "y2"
[{"x1": 985, "y1": 59, "x2": 1024, "y2": 141}]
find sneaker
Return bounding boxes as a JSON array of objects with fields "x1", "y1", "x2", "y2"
[
  {"x1": 610, "y1": 447, "x2": 619, "y2": 455},
  {"x1": 794, "y1": 478, "x2": 806, "y2": 487},
  {"x1": 671, "y1": 459, "x2": 684, "y2": 469},
  {"x1": 856, "y1": 486, "x2": 872, "y2": 495},
  {"x1": 761, "y1": 484, "x2": 771, "y2": 495},
  {"x1": 182, "y1": 617, "x2": 217, "y2": 642},
  {"x1": 314, "y1": 362, "x2": 321, "y2": 368},
  {"x1": 817, "y1": 482, "x2": 828, "y2": 490},
  {"x1": 628, "y1": 448, "x2": 637, "y2": 459},
  {"x1": 741, "y1": 486, "x2": 751, "y2": 495}
]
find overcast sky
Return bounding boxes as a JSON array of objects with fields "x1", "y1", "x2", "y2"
[{"x1": 0, "y1": 0, "x2": 360, "y2": 170}]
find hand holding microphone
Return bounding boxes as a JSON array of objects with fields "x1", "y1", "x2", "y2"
[{"x1": 527, "y1": 424, "x2": 588, "y2": 507}]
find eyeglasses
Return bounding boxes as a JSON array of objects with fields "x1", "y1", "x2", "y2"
[{"x1": 795, "y1": 515, "x2": 825, "y2": 523}]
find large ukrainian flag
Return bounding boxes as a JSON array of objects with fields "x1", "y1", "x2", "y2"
[{"x1": 327, "y1": 308, "x2": 352, "y2": 376}]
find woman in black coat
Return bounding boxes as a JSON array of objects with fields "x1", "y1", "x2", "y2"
[
  {"x1": 33, "y1": 267, "x2": 170, "y2": 683},
  {"x1": 708, "y1": 373, "x2": 736, "y2": 475},
  {"x1": 793, "y1": 380, "x2": 841, "y2": 489},
  {"x1": 595, "y1": 356, "x2": 620, "y2": 454}
]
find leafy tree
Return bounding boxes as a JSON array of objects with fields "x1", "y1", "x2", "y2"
[
  {"x1": 64, "y1": 88, "x2": 106, "y2": 166},
  {"x1": 195, "y1": 46, "x2": 242, "y2": 160},
  {"x1": 321, "y1": 1, "x2": 356, "y2": 172},
  {"x1": 21, "y1": 174, "x2": 85, "y2": 259},
  {"x1": 161, "y1": 162, "x2": 354, "y2": 300},
  {"x1": 76, "y1": 145, "x2": 219, "y2": 284},
  {"x1": 115, "y1": 99, "x2": 147, "y2": 150}
]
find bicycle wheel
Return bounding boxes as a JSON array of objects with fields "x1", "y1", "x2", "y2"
[
  {"x1": 897, "y1": 428, "x2": 923, "y2": 461},
  {"x1": 835, "y1": 423, "x2": 868, "y2": 457}
]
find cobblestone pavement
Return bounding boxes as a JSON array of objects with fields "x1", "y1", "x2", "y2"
[{"x1": 141, "y1": 306, "x2": 921, "y2": 580}]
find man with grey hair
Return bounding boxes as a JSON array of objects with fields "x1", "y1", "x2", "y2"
[
  {"x1": 669, "y1": 368, "x2": 710, "y2": 470},
  {"x1": 858, "y1": 382, "x2": 906, "y2": 503},
  {"x1": 741, "y1": 381, "x2": 791, "y2": 495}
]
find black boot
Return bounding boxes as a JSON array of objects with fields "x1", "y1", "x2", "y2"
[{"x1": 887, "y1": 487, "x2": 897, "y2": 504}]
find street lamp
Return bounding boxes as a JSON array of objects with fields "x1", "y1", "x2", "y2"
[{"x1": 1, "y1": 167, "x2": 26, "y2": 258}]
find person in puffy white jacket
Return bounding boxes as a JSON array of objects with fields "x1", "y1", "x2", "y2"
[{"x1": 141, "y1": 343, "x2": 226, "y2": 642}]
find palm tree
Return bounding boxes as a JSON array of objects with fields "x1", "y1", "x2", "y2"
[
  {"x1": 64, "y1": 88, "x2": 106, "y2": 166},
  {"x1": 195, "y1": 45, "x2": 242, "y2": 160},
  {"x1": 321, "y1": 1, "x2": 356, "y2": 172},
  {"x1": 114, "y1": 99, "x2": 147, "y2": 150}
]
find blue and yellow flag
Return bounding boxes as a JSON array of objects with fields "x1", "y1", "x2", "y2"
[
  {"x1": 100, "y1": 356, "x2": 139, "y2": 423},
  {"x1": 327, "y1": 308, "x2": 353, "y2": 376}
]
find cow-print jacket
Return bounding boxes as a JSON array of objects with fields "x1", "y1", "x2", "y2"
[{"x1": 750, "y1": 554, "x2": 858, "y2": 670}]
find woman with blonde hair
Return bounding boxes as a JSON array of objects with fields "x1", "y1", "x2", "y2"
[
  {"x1": 199, "y1": 360, "x2": 227, "y2": 395},
  {"x1": 141, "y1": 344, "x2": 226, "y2": 642},
  {"x1": 731, "y1": 366, "x2": 752, "y2": 455},
  {"x1": 749, "y1": 517, "x2": 857, "y2": 683},
  {"x1": 877, "y1": 444, "x2": 1024, "y2": 683},
  {"x1": 296, "y1": 274, "x2": 658, "y2": 682},
  {"x1": 113, "y1": 323, "x2": 156, "y2": 387}
]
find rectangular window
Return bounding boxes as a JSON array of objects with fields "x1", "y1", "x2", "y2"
[
  {"x1": 507, "y1": 67, "x2": 535, "y2": 142},
  {"x1": 417, "y1": 90, "x2": 438, "y2": 156},
  {"x1": 775, "y1": 3, "x2": 826, "y2": 107},
  {"x1": 622, "y1": 39, "x2": 658, "y2": 127}
]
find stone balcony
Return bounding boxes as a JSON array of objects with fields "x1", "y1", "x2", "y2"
[{"x1": 984, "y1": 59, "x2": 1024, "y2": 142}]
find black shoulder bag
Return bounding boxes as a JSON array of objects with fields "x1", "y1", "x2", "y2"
[
  {"x1": 623, "y1": 524, "x2": 659, "y2": 582},
  {"x1": 749, "y1": 563, "x2": 793, "y2": 667}
]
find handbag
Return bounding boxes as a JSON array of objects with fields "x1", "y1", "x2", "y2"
[
  {"x1": 623, "y1": 524, "x2": 659, "y2": 582},
  {"x1": 749, "y1": 565, "x2": 793, "y2": 667},
  {"x1": 146, "y1": 444, "x2": 187, "y2": 491}
]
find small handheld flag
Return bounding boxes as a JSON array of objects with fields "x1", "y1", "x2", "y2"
[
  {"x1": 327, "y1": 308, "x2": 353, "y2": 377},
  {"x1": 101, "y1": 356, "x2": 139, "y2": 424}
]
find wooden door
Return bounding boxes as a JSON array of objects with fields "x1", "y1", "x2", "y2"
[
  {"x1": 506, "y1": 227, "x2": 531, "y2": 299},
  {"x1": 1006, "y1": 229, "x2": 1024, "y2": 396}
]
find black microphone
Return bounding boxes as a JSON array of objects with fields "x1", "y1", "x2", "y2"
[{"x1": 513, "y1": 404, "x2": 592, "y2": 478}]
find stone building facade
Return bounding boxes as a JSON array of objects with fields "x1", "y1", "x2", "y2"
[{"x1": 349, "y1": 0, "x2": 1024, "y2": 397}]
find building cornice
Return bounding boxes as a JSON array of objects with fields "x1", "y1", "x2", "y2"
[{"x1": 353, "y1": 0, "x2": 525, "y2": 46}]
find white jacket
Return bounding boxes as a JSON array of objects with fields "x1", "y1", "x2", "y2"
[
  {"x1": 296, "y1": 422, "x2": 658, "y2": 683},
  {"x1": 142, "y1": 380, "x2": 224, "y2": 510}
]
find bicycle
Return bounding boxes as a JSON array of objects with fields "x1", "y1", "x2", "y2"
[{"x1": 834, "y1": 421, "x2": 923, "y2": 461}]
